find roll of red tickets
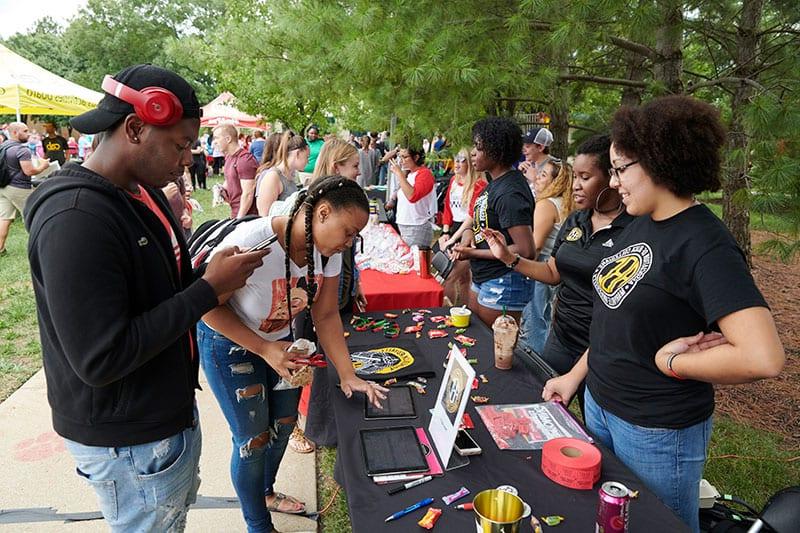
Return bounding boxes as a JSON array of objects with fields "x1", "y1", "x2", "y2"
[{"x1": 541, "y1": 438, "x2": 601, "y2": 490}]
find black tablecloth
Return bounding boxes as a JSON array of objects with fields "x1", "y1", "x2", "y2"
[{"x1": 329, "y1": 308, "x2": 688, "y2": 532}]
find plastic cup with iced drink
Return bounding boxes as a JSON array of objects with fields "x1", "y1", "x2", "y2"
[{"x1": 492, "y1": 314, "x2": 518, "y2": 370}]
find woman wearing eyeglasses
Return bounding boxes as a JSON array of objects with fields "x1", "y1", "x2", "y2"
[
  {"x1": 438, "y1": 148, "x2": 488, "y2": 304},
  {"x1": 388, "y1": 146, "x2": 438, "y2": 248},
  {"x1": 541, "y1": 96, "x2": 785, "y2": 532}
]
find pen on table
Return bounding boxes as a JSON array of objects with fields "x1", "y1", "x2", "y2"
[
  {"x1": 387, "y1": 475, "x2": 433, "y2": 495},
  {"x1": 384, "y1": 497, "x2": 434, "y2": 522}
]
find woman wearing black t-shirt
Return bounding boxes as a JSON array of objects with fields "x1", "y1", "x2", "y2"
[
  {"x1": 452, "y1": 117, "x2": 535, "y2": 326},
  {"x1": 483, "y1": 135, "x2": 632, "y2": 414},
  {"x1": 543, "y1": 96, "x2": 785, "y2": 532}
]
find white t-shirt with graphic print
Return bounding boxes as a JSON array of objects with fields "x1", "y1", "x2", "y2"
[{"x1": 208, "y1": 216, "x2": 342, "y2": 341}]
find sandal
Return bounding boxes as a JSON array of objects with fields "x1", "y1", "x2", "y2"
[
  {"x1": 288, "y1": 427, "x2": 316, "y2": 454},
  {"x1": 266, "y1": 491, "x2": 306, "y2": 515}
]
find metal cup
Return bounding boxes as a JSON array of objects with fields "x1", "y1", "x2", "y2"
[{"x1": 473, "y1": 489, "x2": 525, "y2": 533}]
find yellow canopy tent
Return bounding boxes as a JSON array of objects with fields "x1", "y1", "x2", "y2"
[{"x1": 0, "y1": 43, "x2": 103, "y2": 120}]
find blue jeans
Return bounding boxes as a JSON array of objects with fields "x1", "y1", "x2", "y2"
[
  {"x1": 471, "y1": 270, "x2": 532, "y2": 312},
  {"x1": 584, "y1": 389, "x2": 711, "y2": 533},
  {"x1": 520, "y1": 279, "x2": 555, "y2": 355},
  {"x1": 377, "y1": 163, "x2": 388, "y2": 186},
  {"x1": 64, "y1": 407, "x2": 201, "y2": 532},
  {"x1": 197, "y1": 321, "x2": 301, "y2": 533}
]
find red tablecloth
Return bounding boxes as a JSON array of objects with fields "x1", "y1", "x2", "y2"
[{"x1": 358, "y1": 269, "x2": 444, "y2": 312}]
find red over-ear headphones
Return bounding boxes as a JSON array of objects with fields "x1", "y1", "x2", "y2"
[{"x1": 102, "y1": 75, "x2": 184, "y2": 127}]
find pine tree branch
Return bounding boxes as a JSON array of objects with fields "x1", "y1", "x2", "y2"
[
  {"x1": 687, "y1": 77, "x2": 767, "y2": 93},
  {"x1": 559, "y1": 74, "x2": 648, "y2": 88},
  {"x1": 607, "y1": 36, "x2": 657, "y2": 59}
]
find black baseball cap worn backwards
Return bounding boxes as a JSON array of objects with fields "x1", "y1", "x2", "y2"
[{"x1": 71, "y1": 64, "x2": 202, "y2": 134}]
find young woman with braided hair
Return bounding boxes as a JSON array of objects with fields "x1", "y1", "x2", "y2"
[{"x1": 197, "y1": 175, "x2": 386, "y2": 533}]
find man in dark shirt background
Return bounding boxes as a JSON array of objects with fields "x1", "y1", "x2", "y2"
[
  {"x1": 0, "y1": 122, "x2": 49, "y2": 256},
  {"x1": 41, "y1": 121, "x2": 69, "y2": 165}
]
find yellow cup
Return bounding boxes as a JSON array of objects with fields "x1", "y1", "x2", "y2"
[
  {"x1": 450, "y1": 307, "x2": 472, "y2": 328},
  {"x1": 473, "y1": 489, "x2": 525, "y2": 533}
]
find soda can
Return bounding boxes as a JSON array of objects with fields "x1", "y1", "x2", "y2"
[
  {"x1": 596, "y1": 481, "x2": 630, "y2": 532},
  {"x1": 495, "y1": 484, "x2": 518, "y2": 496}
]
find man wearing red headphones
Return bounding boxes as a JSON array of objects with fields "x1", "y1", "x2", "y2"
[{"x1": 25, "y1": 65, "x2": 269, "y2": 531}]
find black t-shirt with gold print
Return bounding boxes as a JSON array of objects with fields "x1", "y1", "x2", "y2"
[
  {"x1": 587, "y1": 204, "x2": 767, "y2": 429},
  {"x1": 551, "y1": 208, "x2": 634, "y2": 355},
  {"x1": 470, "y1": 169, "x2": 534, "y2": 283}
]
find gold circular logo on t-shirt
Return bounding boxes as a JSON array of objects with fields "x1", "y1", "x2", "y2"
[{"x1": 565, "y1": 227, "x2": 583, "y2": 241}]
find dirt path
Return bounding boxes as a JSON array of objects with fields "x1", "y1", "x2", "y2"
[{"x1": 715, "y1": 232, "x2": 800, "y2": 448}]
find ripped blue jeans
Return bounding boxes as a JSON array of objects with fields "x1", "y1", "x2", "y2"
[{"x1": 197, "y1": 321, "x2": 301, "y2": 533}]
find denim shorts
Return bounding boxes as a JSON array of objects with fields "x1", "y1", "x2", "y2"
[
  {"x1": 64, "y1": 406, "x2": 201, "y2": 532},
  {"x1": 470, "y1": 270, "x2": 532, "y2": 311}
]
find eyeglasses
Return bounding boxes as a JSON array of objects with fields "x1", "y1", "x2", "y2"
[
  {"x1": 454, "y1": 157, "x2": 467, "y2": 163},
  {"x1": 609, "y1": 160, "x2": 639, "y2": 179}
]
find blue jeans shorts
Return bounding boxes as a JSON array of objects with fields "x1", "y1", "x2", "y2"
[
  {"x1": 584, "y1": 388, "x2": 712, "y2": 532},
  {"x1": 470, "y1": 270, "x2": 532, "y2": 311},
  {"x1": 64, "y1": 405, "x2": 202, "y2": 532}
]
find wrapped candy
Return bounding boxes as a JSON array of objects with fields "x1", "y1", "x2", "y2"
[{"x1": 417, "y1": 507, "x2": 442, "y2": 529}]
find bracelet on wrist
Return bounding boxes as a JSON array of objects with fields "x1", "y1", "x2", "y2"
[
  {"x1": 666, "y1": 351, "x2": 685, "y2": 380},
  {"x1": 505, "y1": 253, "x2": 521, "y2": 270}
]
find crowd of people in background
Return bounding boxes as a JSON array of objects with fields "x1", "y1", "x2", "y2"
[{"x1": 4, "y1": 62, "x2": 787, "y2": 533}]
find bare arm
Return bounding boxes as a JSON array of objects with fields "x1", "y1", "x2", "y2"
[
  {"x1": 236, "y1": 179, "x2": 256, "y2": 218},
  {"x1": 391, "y1": 160, "x2": 415, "y2": 199},
  {"x1": 655, "y1": 307, "x2": 784, "y2": 384},
  {"x1": 202, "y1": 305, "x2": 298, "y2": 379},
  {"x1": 311, "y1": 273, "x2": 387, "y2": 406},
  {"x1": 532, "y1": 199, "x2": 557, "y2": 256},
  {"x1": 20, "y1": 158, "x2": 49, "y2": 176},
  {"x1": 482, "y1": 227, "x2": 561, "y2": 284},
  {"x1": 255, "y1": 170, "x2": 282, "y2": 216},
  {"x1": 542, "y1": 349, "x2": 589, "y2": 404}
]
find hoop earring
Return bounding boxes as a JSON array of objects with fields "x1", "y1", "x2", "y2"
[{"x1": 595, "y1": 187, "x2": 622, "y2": 214}]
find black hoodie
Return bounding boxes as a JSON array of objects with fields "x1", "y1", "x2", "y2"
[{"x1": 25, "y1": 163, "x2": 218, "y2": 446}]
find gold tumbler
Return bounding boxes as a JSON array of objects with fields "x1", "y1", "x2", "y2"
[{"x1": 473, "y1": 489, "x2": 525, "y2": 533}]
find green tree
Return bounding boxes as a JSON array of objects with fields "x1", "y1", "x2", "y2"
[{"x1": 63, "y1": 0, "x2": 224, "y2": 103}]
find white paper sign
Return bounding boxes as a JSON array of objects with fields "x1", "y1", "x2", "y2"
[{"x1": 428, "y1": 344, "x2": 475, "y2": 468}]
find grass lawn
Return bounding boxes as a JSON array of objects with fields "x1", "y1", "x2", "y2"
[{"x1": 0, "y1": 179, "x2": 796, "y2": 531}]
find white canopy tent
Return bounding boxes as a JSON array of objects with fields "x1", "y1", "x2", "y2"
[{"x1": 0, "y1": 43, "x2": 103, "y2": 120}]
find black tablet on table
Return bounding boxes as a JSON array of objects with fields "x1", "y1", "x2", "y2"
[
  {"x1": 364, "y1": 386, "x2": 417, "y2": 420},
  {"x1": 360, "y1": 426, "x2": 429, "y2": 477}
]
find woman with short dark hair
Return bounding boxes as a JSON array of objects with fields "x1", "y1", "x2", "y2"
[
  {"x1": 452, "y1": 117, "x2": 536, "y2": 326},
  {"x1": 543, "y1": 95, "x2": 785, "y2": 532},
  {"x1": 388, "y1": 145, "x2": 438, "y2": 248}
]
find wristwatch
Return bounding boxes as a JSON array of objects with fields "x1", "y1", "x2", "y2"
[{"x1": 505, "y1": 254, "x2": 521, "y2": 269}]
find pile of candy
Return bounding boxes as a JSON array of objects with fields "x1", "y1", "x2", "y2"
[
  {"x1": 355, "y1": 223, "x2": 413, "y2": 274},
  {"x1": 349, "y1": 309, "x2": 477, "y2": 347}
]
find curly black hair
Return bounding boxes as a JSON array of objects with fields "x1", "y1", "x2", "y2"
[
  {"x1": 610, "y1": 95, "x2": 726, "y2": 196},
  {"x1": 575, "y1": 134, "x2": 612, "y2": 177},
  {"x1": 472, "y1": 117, "x2": 523, "y2": 168},
  {"x1": 284, "y1": 175, "x2": 369, "y2": 338}
]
